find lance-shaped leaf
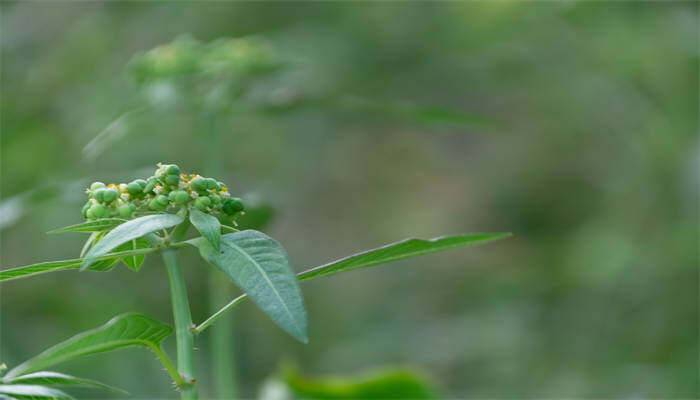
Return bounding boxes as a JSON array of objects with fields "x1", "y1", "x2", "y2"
[
  {"x1": 0, "y1": 384, "x2": 73, "y2": 399},
  {"x1": 189, "y1": 208, "x2": 221, "y2": 251},
  {"x1": 47, "y1": 219, "x2": 126, "y2": 234},
  {"x1": 193, "y1": 232, "x2": 511, "y2": 334},
  {"x1": 0, "y1": 247, "x2": 157, "y2": 282},
  {"x1": 81, "y1": 214, "x2": 183, "y2": 270},
  {"x1": 5, "y1": 313, "x2": 172, "y2": 379},
  {"x1": 299, "y1": 233, "x2": 512, "y2": 281},
  {"x1": 117, "y1": 238, "x2": 150, "y2": 272},
  {"x1": 190, "y1": 230, "x2": 308, "y2": 343},
  {"x1": 3, "y1": 372, "x2": 127, "y2": 394}
]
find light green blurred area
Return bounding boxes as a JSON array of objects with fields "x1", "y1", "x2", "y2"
[{"x1": 1, "y1": 1, "x2": 697, "y2": 398}]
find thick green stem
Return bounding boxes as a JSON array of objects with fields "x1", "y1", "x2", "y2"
[{"x1": 163, "y1": 223, "x2": 198, "y2": 400}]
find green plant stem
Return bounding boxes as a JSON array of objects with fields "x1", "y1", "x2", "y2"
[
  {"x1": 202, "y1": 109, "x2": 239, "y2": 399},
  {"x1": 194, "y1": 293, "x2": 247, "y2": 335},
  {"x1": 162, "y1": 223, "x2": 198, "y2": 400},
  {"x1": 152, "y1": 345, "x2": 187, "y2": 388}
]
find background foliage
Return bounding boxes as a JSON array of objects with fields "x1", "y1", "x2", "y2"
[{"x1": 1, "y1": 1, "x2": 697, "y2": 398}]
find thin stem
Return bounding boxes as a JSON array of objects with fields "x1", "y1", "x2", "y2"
[
  {"x1": 193, "y1": 293, "x2": 247, "y2": 335},
  {"x1": 151, "y1": 345, "x2": 187, "y2": 388},
  {"x1": 163, "y1": 221, "x2": 198, "y2": 400}
]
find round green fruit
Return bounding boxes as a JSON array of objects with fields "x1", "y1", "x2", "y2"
[
  {"x1": 143, "y1": 178, "x2": 158, "y2": 194},
  {"x1": 92, "y1": 188, "x2": 106, "y2": 202},
  {"x1": 90, "y1": 182, "x2": 106, "y2": 191},
  {"x1": 190, "y1": 177, "x2": 208, "y2": 192},
  {"x1": 156, "y1": 195, "x2": 169, "y2": 206},
  {"x1": 149, "y1": 199, "x2": 166, "y2": 211},
  {"x1": 205, "y1": 178, "x2": 219, "y2": 190},
  {"x1": 165, "y1": 174, "x2": 180, "y2": 186},
  {"x1": 118, "y1": 204, "x2": 134, "y2": 218},
  {"x1": 195, "y1": 196, "x2": 211, "y2": 211},
  {"x1": 166, "y1": 164, "x2": 181, "y2": 176},
  {"x1": 222, "y1": 197, "x2": 244, "y2": 215},
  {"x1": 169, "y1": 190, "x2": 190, "y2": 205},
  {"x1": 89, "y1": 204, "x2": 108, "y2": 218},
  {"x1": 127, "y1": 181, "x2": 143, "y2": 195},
  {"x1": 102, "y1": 188, "x2": 119, "y2": 204}
]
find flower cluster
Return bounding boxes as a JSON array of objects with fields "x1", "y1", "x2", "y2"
[{"x1": 82, "y1": 163, "x2": 244, "y2": 220}]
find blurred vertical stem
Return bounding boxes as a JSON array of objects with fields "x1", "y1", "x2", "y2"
[
  {"x1": 163, "y1": 221, "x2": 198, "y2": 400},
  {"x1": 203, "y1": 109, "x2": 238, "y2": 399}
]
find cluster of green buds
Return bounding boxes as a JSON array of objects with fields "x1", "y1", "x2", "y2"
[{"x1": 82, "y1": 163, "x2": 244, "y2": 220}]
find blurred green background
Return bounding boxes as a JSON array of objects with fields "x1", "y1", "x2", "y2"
[{"x1": 1, "y1": 1, "x2": 697, "y2": 398}]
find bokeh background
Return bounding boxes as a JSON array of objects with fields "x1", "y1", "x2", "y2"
[{"x1": 1, "y1": 1, "x2": 698, "y2": 399}]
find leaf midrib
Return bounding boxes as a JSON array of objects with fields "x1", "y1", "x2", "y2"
[{"x1": 223, "y1": 239, "x2": 302, "y2": 336}]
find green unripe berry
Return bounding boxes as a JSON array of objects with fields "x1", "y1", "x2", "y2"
[
  {"x1": 81, "y1": 202, "x2": 91, "y2": 218},
  {"x1": 169, "y1": 190, "x2": 190, "y2": 205},
  {"x1": 222, "y1": 197, "x2": 244, "y2": 215},
  {"x1": 149, "y1": 198, "x2": 166, "y2": 211},
  {"x1": 195, "y1": 196, "x2": 211, "y2": 211},
  {"x1": 134, "y1": 179, "x2": 147, "y2": 189},
  {"x1": 165, "y1": 174, "x2": 180, "y2": 186},
  {"x1": 118, "y1": 204, "x2": 134, "y2": 218},
  {"x1": 144, "y1": 178, "x2": 158, "y2": 194},
  {"x1": 90, "y1": 182, "x2": 106, "y2": 191},
  {"x1": 89, "y1": 204, "x2": 108, "y2": 218},
  {"x1": 205, "y1": 178, "x2": 218, "y2": 190},
  {"x1": 156, "y1": 195, "x2": 169, "y2": 206},
  {"x1": 102, "y1": 188, "x2": 119, "y2": 204},
  {"x1": 210, "y1": 194, "x2": 221, "y2": 204},
  {"x1": 127, "y1": 181, "x2": 144, "y2": 195},
  {"x1": 166, "y1": 164, "x2": 181, "y2": 176},
  {"x1": 93, "y1": 188, "x2": 106, "y2": 202},
  {"x1": 190, "y1": 177, "x2": 207, "y2": 192}
]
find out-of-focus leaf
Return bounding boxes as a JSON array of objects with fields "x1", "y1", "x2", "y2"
[
  {"x1": 282, "y1": 366, "x2": 438, "y2": 399},
  {"x1": 336, "y1": 96, "x2": 492, "y2": 127},
  {"x1": 47, "y1": 219, "x2": 126, "y2": 234},
  {"x1": 298, "y1": 233, "x2": 512, "y2": 281},
  {"x1": 190, "y1": 208, "x2": 221, "y2": 251},
  {"x1": 0, "y1": 247, "x2": 156, "y2": 282},
  {"x1": 3, "y1": 372, "x2": 127, "y2": 394},
  {"x1": 82, "y1": 108, "x2": 147, "y2": 161},
  {"x1": 0, "y1": 384, "x2": 73, "y2": 399},
  {"x1": 5, "y1": 313, "x2": 172, "y2": 379},
  {"x1": 190, "y1": 230, "x2": 308, "y2": 343},
  {"x1": 235, "y1": 195, "x2": 276, "y2": 230},
  {"x1": 81, "y1": 214, "x2": 183, "y2": 270}
]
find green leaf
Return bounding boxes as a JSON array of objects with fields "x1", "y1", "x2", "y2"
[
  {"x1": 189, "y1": 208, "x2": 221, "y2": 251},
  {"x1": 0, "y1": 248, "x2": 157, "y2": 282},
  {"x1": 281, "y1": 366, "x2": 438, "y2": 399},
  {"x1": 81, "y1": 214, "x2": 183, "y2": 270},
  {"x1": 0, "y1": 385, "x2": 73, "y2": 400},
  {"x1": 5, "y1": 313, "x2": 172, "y2": 379},
  {"x1": 117, "y1": 238, "x2": 150, "y2": 272},
  {"x1": 191, "y1": 230, "x2": 308, "y2": 343},
  {"x1": 298, "y1": 233, "x2": 512, "y2": 281},
  {"x1": 3, "y1": 372, "x2": 127, "y2": 394},
  {"x1": 47, "y1": 219, "x2": 125, "y2": 234}
]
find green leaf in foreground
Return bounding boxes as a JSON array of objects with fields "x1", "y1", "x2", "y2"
[
  {"x1": 0, "y1": 247, "x2": 157, "y2": 282},
  {"x1": 191, "y1": 230, "x2": 308, "y2": 343},
  {"x1": 3, "y1": 372, "x2": 127, "y2": 394},
  {"x1": 298, "y1": 232, "x2": 512, "y2": 281},
  {"x1": 5, "y1": 313, "x2": 172, "y2": 379},
  {"x1": 82, "y1": 214, "x2": 183, "y2": 270},
  {"x1": 47, "y1": 219, "x2": 125, "y2": 234},
  {"x1": 117, "y1": 238, "x2": 150, "y2": 272},
  {"x1": 194, "y1": 232, "x2": 511, "y2": 334},
  {"x1": 281, "y1": 366, "x2": 438, "y2": 399},
  {"x1": 189, "y1": 208, "x2": 221, "y2": 251},
  {"x1": 0, "y1": 384, "x2": 73, "y2": 399}
]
